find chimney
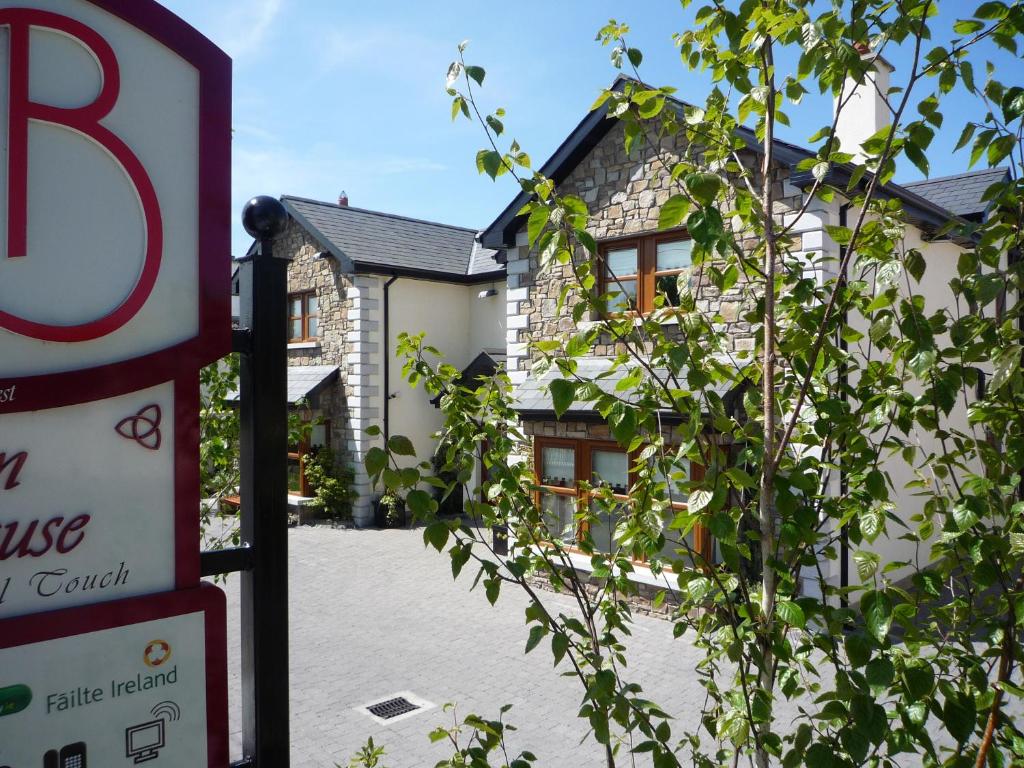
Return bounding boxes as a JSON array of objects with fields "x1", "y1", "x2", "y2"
[
  {"x1": 338, "y1": 191, "x2": 349, "y2": 206},
  {"x1": 834, "y1": 46, "x2": 894, "y2": 164}
]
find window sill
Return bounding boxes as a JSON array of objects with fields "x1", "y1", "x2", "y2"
[
  {"x1": 578, "y1": 313, "x2": 680, "y2": 332},
  {"x1": 288, "y1": 341, "x2": 320, "y2": 350}
]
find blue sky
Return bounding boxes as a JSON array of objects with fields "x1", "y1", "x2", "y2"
[{"x1": 160, "y1": 0, "x2": 1017, "y2": 256}]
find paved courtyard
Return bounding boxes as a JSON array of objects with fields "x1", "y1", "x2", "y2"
[{"x1": 214, "y1": 525, "x2": 711, "y2": 767}]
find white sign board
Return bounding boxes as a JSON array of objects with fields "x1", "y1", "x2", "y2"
[
  {"x1": 0, "y1": 0, "x2": 230, "y2": 385},
  {"x1": 0, "y1": 381, "x2": 182, "y2": 619},
  {"x1": 0, "y1": 585, "x2": 227, "y2": 767}
]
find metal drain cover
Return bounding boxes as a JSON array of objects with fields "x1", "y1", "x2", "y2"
[
  {"x1": 356, "y1": 690, "x2": 435, "y2": 725},
  {"x1": 367, "y1": 696, "x2": 419, "y2": 720}
]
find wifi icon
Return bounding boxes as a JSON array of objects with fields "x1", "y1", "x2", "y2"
[{"x1": 151, "y1": 700, "x2": 181, "y2": 722}]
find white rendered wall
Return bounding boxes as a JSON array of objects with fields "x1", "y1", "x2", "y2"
[
  {"x1": 469, "y1": 283, "x2": 507, "y2": 355},
  {"x1": 387, "y1": 278, "x2": 473, "y2": 470},
  {"x1": 846, "y1": 219, "x2": 971, "y2": 586}
]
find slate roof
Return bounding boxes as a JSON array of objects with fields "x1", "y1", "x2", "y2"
[
  {"x1": 511, "y1": 357, "x2": 737, "y2": 419},
  {"x1": 900, "y1": 167, "x2": 1010, "y2": 219},
  {"x1": 227, "y1": 364, "x2": 339, "y2": 405},
  {"x1": 480, "y1": 75, "x2": 1004, "y2": 248},
  {"x1": 430, "y1": 350, "x2": 507, "y2": 405},
  {"x1": 281, "y1": 196, "x2": 504, "y2": 282}
]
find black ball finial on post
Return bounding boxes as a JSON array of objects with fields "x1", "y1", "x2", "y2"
[{"x1": 242, "y1": 195, "x2": 288, "y2": 241}]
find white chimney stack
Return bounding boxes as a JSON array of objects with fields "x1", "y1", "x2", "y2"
[{"x1": 834, "y1": 46, "x2": 894, "y2": 164}]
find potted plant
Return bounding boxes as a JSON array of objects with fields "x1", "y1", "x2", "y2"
[{"x1": 374, "y1": 490, "x2": 406, "y2": 529}]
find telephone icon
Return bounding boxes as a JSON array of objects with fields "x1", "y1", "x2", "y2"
[{"x1": 43, "y1": 742, "x2": 86, "y2": 768}]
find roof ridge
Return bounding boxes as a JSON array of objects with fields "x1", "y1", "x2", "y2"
[
  {"x1": 281, "y1": 195, "x2": 481, "y2": 235},
  {"x1": 900, "y1": 167, "x2": 1009, "y2": 186}
]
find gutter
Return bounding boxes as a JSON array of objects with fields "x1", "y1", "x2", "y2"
[{"x1": 382, "y1": 274, "x2": 399, "y2": 444}]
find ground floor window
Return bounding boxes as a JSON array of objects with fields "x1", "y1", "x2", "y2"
[{"x1": 534, "y1": 436, "x2": 712, "y2": 566}]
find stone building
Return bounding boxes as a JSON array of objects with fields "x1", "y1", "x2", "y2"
[
  {"x1": 243, "y1": 195, "x2": 506, "y2": 525},
  {"x1": 478, "y1": 72, "x2": 1008, "y2": 595}
]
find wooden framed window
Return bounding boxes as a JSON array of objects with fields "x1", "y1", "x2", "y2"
[
  {"x1": 534, "y1": 436, "x2": 711, "y2": 564},
  {"x1": 288, "y1": 291, "x2": 320, "y2": 342},
  {"x1": 598, "y1": 232, "x2": 693, "y2": 314}
]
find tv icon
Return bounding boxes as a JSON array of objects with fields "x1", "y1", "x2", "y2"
[{"x1": 125, "y1": 720, "x2": 164, "y2": 763}]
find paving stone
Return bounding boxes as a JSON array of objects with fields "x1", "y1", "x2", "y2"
[{"x1": 210, "y1": 525, "x2": 820, "y2": 766}]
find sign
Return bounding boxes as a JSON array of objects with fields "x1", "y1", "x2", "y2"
[
  {"x1": 0, "y1": 0, "x2": 230, "y2": 611},
  {"x1": 0, "y1": 584, "x2": 228, "y2": 767},
  {"x1": 0, "y1": 0, "x2": 231, "y2": 408},
  {"x1": 0, "y1": 381, "x2": 200, "y2": 619},
  {"x1": 0, "y1": 1, "x2": 233, "y2": 764}
]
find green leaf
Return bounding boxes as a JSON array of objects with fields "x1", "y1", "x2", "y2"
[
  {"x1": 688, "y1": 488, "x2": 713, "y2": 513},
  {"x1": 854, "y1": 550, "x2": 881, "y2": 580},
  {"x1": 525, "y1": 624, "x2": 545, "y2": 654},
  {"x1": 989, "y1": 345, "x2": 1021, "y2": 391},
  {"x1": 776, "y1": 600, "x2": 806, "y2": 629},
  {"x1": 423, "y1": 520, "x2": 449, "y2": 552},
  {"x1": 861, "y1": 589, "x2": 893, "y2": 643},
  {"x1": 465, "y1": 65, "x2": 485, "y2": 86},
  {"x1": 845, "y1": 632, "x2": 872, "y2": 668},
  {"x1": 549, "y1": 379, "x2": 576, "y2": 419},
  {"x1": 608, "y1": 402, "x2": 637, "y2": 445},
  {"x1": 865, "y1": 657, "x2": 895, "y2": 693},
  {"x1": 407, "y1": 489, "x2": 433, "y2": 518},
  {"x1": 941, "y1": 691, "x2": 976, "y2": 743},
  {"x1": 551, "y1": 632, "x2": 569, "y2": 666},
  {"x1": 687, "y1": 206, "x2": 724, "y2": 248},
  {"x1": 527, "y1": 205, "x2": 551, "y2": 246},
  {"x1": 388, "y1": 435, "x2": 416, "y2": 456},
  {"x1": 658, "y1": 195, "x2": 690, "y2": 230},
  {"x1": 908, "y1": 348, "x2": 936, "y2": 378},
  {"x1": 904, "y1": 140, "x2": 930, "y2": 177},
  {"x1": 684, "y1": 172, "x2": 722, "y2": 205},
  {"x1": 365, "y1": 446, "x2": 388, "y2": 477},
  {"x1": 626, "y1": 47, "x2": 643, "y2": 67}
]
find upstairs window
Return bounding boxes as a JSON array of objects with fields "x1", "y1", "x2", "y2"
[
  {"x1": 598, "y1": 233, "x2": 693, "y2": 314},
  {"x1": 288, "y1": 291, "x2": 319, "y2": 342}
]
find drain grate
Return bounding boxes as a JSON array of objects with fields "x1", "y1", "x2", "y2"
[{"x1": 366, "y1": 696, "x2": 420, "y2": 720}]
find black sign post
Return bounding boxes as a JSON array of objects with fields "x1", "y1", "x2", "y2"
[{"x1": 201, "y1": 195, "x2": 291, "y2": 768}]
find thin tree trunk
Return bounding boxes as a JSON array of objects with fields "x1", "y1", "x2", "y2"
[{"x1": 756, "y1": 36, "x2": 778, "y2": 768}]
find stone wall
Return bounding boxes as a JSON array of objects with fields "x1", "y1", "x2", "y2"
[
  {"x1": 270, "y1": 219, "x2": 384, "y2": 523},
  {"x1": 504, "y1": 122, "x2": 809, "y2": 382}
]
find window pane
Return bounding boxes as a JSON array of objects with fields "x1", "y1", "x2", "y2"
[
  {"x1": 608, "y1": 278, "x2": 637, "y2": 312},
  {"x1": 307, "y1": 316, "x2": 319, "y2": 338},
  {"x1": 656, "y1": 239, "x2": 692, "y2": 271},
  {"x1": 306, "y1": 294, "x2": 319, "y2": 315},
  {"x1": 541, "y1": 492, "x2": 576, "y2": 543},
  {"x1": 588, "y1": 501, "x2": 626, "y2": 553},
  {"x1": 592, "y1": 450, "x2": 628, "y2": 495},
  {"x1": 653, "y1": 457, "x2": 689, "y2": 504},
  {"x1": 604, "y1": 247, "x2": 638, "y2": 278},
  {"x1": 289, "y1": 297, "x2": 302, "y2": 316},
  {"x1": 289, "y1": 318, "x2": 302, "y2": 340},
  {"x1": 541, "y1": 446, "x2": 575, "y2": 488},
  {"x1": 310, "y1": 424, "x2": 327, "y2": 448}
]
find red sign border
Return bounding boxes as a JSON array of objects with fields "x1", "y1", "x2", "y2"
[
  {"x1": 0, "y1": 582, "x2": 229, "y2": 767},
  {"x1": 0, "y1": 0, "x2": 232, "y2": 415}
]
